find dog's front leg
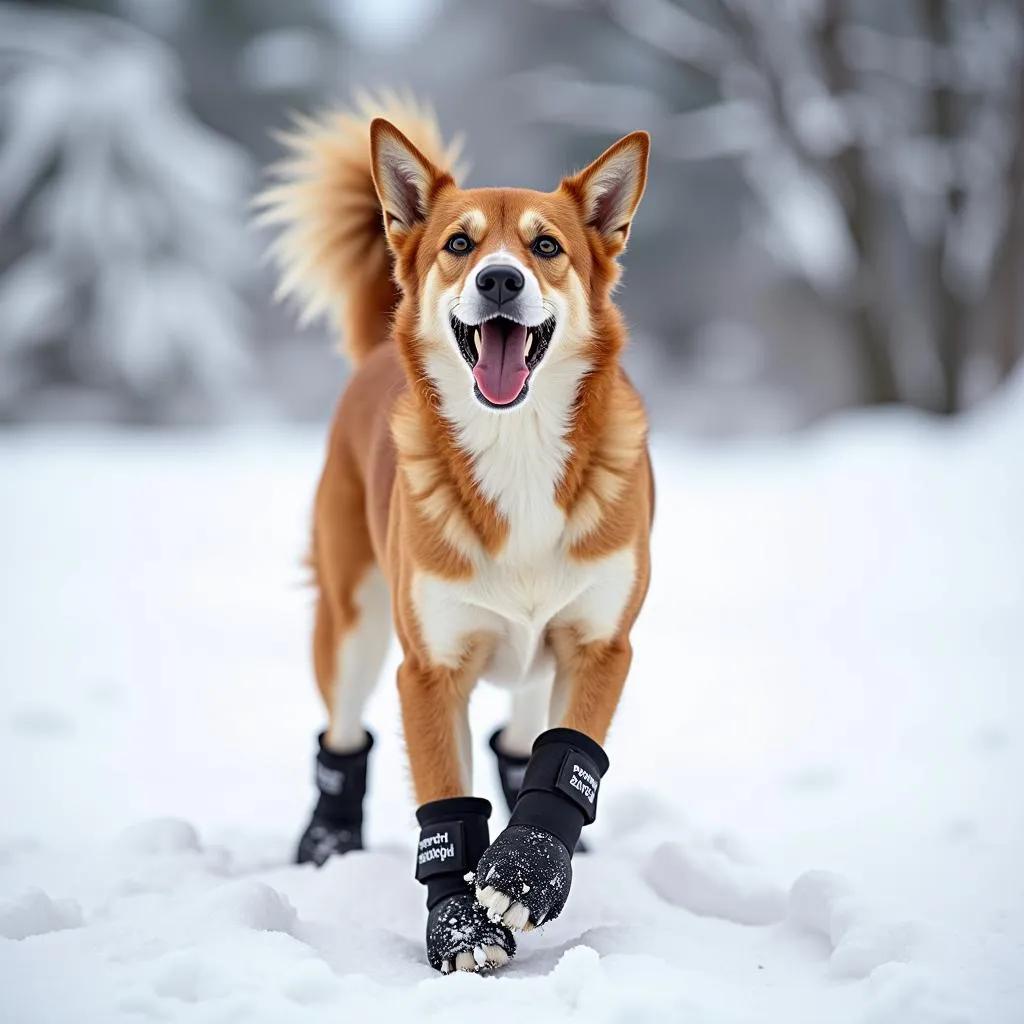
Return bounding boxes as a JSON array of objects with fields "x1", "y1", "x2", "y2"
[
  {"x1": 397, "y1": 656, "x2": 516, "y2": 974},
  {"x1": 474, "y1": 632, "x2": 630, "y2": 932}
]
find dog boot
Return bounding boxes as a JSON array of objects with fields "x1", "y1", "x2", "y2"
[
  {"x1": 475, "y1": 727, "x2": 608, "y2": 931},
  {"x1": 489, "y1": 727, "x2": 589, "y2": 853},
  {"x1": 416, "y1": 796, "x2": 515, "y2": 974},
  {"x1": 296, "y1": 730, "x2": 372, "y2": 866}
]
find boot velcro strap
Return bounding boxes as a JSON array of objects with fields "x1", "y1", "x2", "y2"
[
  {"x1": 553, "y1": 747, "x2": 603, "y2": 823},
  {"x1": 415, "y1": 820, "x2": 467, "y2": 880},
  {"x1": 414, "y1": 797, "x2": 492, "y2": 907},
  {"x1": 508, "y1": 728, "x2": 609, "y2": 853},
  {"x1": 516, "y1": 728, "x2": 608, "y2": 825},
  {"x1": 312, "y1": 731, "x2": 373, "y2": 824}
]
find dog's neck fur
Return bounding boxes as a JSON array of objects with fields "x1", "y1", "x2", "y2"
[
  {"x1": 401, "y1": 339, "x2": 637, "y2": 565},
  {"x1": 444, "y1": 352, "x2": 592, "y2": 563}
]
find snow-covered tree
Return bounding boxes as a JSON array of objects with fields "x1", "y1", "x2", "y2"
[
  {"x1": 0, "y1": 4, "x2": 256, "y2": 422},
  {"x1": 520, "y1": 0, "x2": 1024, "y2": 413}
]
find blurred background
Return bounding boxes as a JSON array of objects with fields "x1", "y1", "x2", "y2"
[{"x1": 1, "y1": 0, "x2": 1021, "y2": 435}]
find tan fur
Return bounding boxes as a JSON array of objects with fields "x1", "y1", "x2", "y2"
[
  {"x1": 255, "y1": 91, "x2": 465, "y2": 363},
  {"x1": 261, "y1": 96, "x2": 653, "y2": 803}
]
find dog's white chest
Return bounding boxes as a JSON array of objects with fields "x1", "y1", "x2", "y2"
[
  {"x1": 411, "y1": 364, "x2": 636, "y2": 685},
  {"x1": 412, "y1": 487, "x2": 636, "y2": 687},
  {"x1": 412, "y1": 544, "x2": 636, "y2": 687}
]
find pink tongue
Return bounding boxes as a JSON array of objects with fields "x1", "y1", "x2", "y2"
[{"x1": 473, "y1": 321, "x2": 529, "y2": 405}]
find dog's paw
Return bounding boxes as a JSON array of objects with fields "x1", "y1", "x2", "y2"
[
  {"x1": 474, "y1": 825, "x2": 572, "y2": 932},
  {"x1": 427, "y1": 892, "x2": 515, "y2": 974},
  {"x1": 295, "y1": 818, "x2": 362, "y2": 867}
]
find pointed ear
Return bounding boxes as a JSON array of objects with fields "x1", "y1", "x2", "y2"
[
  {"x1": 563, "y1": 131, "x2": 650, "y2": 249},
  {"x1": 369, "y1": 118, "x2": 446, "y2": 237}
]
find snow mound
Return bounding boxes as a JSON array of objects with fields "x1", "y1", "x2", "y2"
[
  {"x1": 116, "y1": 818, "x2": 202, "y2": 856},
  {"x1": 864, "y1": 963, "x2": 973, "y2": 1024},
  {"x1": 789, "y1": 870, "x2": 918, "y2": 979},
  {"x1": 644, "y1": 838, "x2": 787, "y2": 925},
  {"x1": 0, "y1": 887, "x2": 83, "y2": 940},
  {"x1": 99, "y1": 819, "x2": 232, "y2": 901},
  {"x1": 194, "y1": 880, "x2": 299, "y2": 935}
]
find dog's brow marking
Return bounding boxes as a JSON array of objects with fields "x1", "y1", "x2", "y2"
[
  {"x1": 518, "y1": 210, "x2": 546, "y2": 238},
  {"x1": 462, "y1": 209, "x2": 487, "y2": 237}
]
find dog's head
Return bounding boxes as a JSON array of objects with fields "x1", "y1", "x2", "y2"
[{"x1": 370, "y1": 119, "x2": 649, "y2": 411}]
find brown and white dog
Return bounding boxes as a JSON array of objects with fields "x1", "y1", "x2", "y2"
[{"x1": 258, "y1": 95, "x2": 653, "y2": 974}]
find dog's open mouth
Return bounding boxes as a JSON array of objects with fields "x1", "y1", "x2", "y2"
[{"x1": 450, "y1": 314, "x2": 557, "y2": 408}]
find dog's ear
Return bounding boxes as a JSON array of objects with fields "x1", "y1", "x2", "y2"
[
  {"x1": 370, "y1": 118, "x2": 447, "y2": 239},
  {"x1": 562, "y1": 131, "x2": 650, "y2": 252}
]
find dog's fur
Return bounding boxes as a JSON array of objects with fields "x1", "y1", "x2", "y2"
[{"x1": 257, "y1": 92, "x2": 652, "y2": 831}]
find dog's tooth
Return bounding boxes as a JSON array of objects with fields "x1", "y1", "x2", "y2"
[
  {"x1": 473, "y1": 328, "x2": 481, "y2": 356},
  {"x1": 526, "y1": 331, "x2": 534, "y2": 357}
]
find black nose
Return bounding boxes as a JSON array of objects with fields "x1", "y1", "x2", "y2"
[{"x1": 475, "y1": 264, "x2": 524, "y2": 307}]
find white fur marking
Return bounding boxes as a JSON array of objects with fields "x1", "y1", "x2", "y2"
[
  {"x1": 502, "y1": 677, "x2": 553, "y2": 755},
  {"x1": 412, "y1": 242, "x2": 632, "y2": 691},
  {"x1": 552, "y1": 547, "x2": 637, "y2": 644},
  {"x1": 455, "y1": 250, "x2": 546, "y2": 327},
  {"x1": 411, "y1": 543, "x2": 636, "y2": 689},
  {"x1": 462, "y1": 209, "x2": 487, "y2": 236},
  {"x1": 410, "y1": 321, "x2": 632, "y2": 686},
  {"x1": 327, "y1": 567, "x2": 391, "y2": 752}
]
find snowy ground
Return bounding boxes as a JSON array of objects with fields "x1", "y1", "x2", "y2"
[{"x1": 1, "y1": 383, "x2": 1022, "y2": 1023}]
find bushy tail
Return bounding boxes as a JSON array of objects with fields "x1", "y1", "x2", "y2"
[{"x1": 254, "y1": 91, "x2": 465, "y2": 365}]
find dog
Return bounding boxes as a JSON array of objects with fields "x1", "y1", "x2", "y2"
[{"x1": 257, "y1": 94, "x2": 653, "y2": 974}]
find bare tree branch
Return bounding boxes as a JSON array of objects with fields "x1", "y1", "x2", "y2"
[
  {"x1": 504, "y1": 67, "x2": 667, "y2": 135},
  {"x1": 594, "y1": 0, "x2": 740, "y2": 78},
  {"x1": 920, "y1": 0, "x2": 968, "y2": 414},
  {"x1": 988, "y1": 45, "x2": 1024, "y2": 378},
  {"x1": 520, "y1": 0, "x2": 1022, "y2": 411},
  {"x1": 812, "y1": 0, "x2": 900, "y2": 404}
]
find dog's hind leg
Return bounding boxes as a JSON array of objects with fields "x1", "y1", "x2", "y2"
[
  {"x1": 488, "y1": 677, "x2": 550, "y2": 813},
  {"x1": 488, "y1": 675, "x2": 589, "y2": 853},
  {"x1": 297, "y1": 448, "x2": 391, "y2": 866},
  {"x1": 321, "y1": 566, "x2": 391, "y2": 753}
]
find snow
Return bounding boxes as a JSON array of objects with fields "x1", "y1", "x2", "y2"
[
  {"x1": 644, "y1": 838, "x2": 787, "y2": 926},
  {"x1": 1, "y1": 376, "x2": 1022, "y2": 1021},
  {"x1": 0, "y1": 889, "x2": 84, "y2": 941},
  {"x1": 788, "y1": 871, "x2": 918, "y2": 980}
]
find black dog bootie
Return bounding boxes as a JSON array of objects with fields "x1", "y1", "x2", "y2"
[
  {"x1": 415, "y1": 796, "x2": 515, "y2": 974},
  {"x1": 489, "y1": 727, "x2": 589, "y2": 853},
  {"x1": 296, "y1": 731, "x2": 373, "y2": 866},
  {"x1": 476, "y1": 727, "x2": 608, "y2": 930}
]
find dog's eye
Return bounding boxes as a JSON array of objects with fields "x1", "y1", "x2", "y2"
[
  {"x1": 445, "y1": 233, "x2": 473, "y2": 254},
  {"x1": 532, "y1": 236, "x2": 561, "y2": 258}
]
